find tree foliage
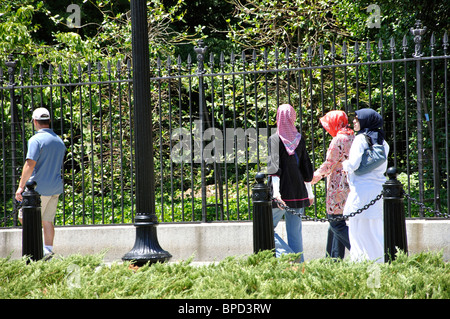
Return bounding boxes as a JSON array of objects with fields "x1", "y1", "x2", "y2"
[{"x1": 1, "y1": 0, "x2": 448, "y2": 224}]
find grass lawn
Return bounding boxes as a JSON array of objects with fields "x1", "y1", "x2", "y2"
[{"x1": 0, "y1": 250, "x2": 448, "y2": 300}]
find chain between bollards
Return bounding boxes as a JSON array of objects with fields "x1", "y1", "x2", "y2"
[{"x1": 253, "y1": 167, "x2": 409, "y2": 263}]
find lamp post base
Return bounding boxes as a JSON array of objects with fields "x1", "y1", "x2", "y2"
[{"x1": 122, "y1": 215, "x2": 172, "y2": 266}]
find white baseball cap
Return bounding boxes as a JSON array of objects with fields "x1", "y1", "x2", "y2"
[{"x1": 32, "y1": 107, "x2": 50, "y2": 121}]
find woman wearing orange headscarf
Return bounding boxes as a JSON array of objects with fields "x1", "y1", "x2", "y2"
[{"x1": 311, "y1": 110, "x2": 354, "y2": 259}]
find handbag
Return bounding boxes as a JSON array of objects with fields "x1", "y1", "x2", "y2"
[{"x1": 354, "y1": 134, "x2": 386, "y2": 176}]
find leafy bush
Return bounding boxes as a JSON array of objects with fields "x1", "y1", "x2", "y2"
[{"x1": 0, "y1": 250, "x2": 448, "y2": 299}]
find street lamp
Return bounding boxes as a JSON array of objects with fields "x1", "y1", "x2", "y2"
[{"x1": 122, "y1": 0, "x2": 171, "y2": 266}]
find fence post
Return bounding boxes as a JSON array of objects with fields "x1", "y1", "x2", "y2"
[
  {"x1": 411, "y1": 20, "x2": 427, "y2": 216},
  {"x1": 383, "y1": 167, "x2": 408, "y2": 262},
  {"x1": 21, "y1": 181, "x2": 43, "y2": 262},
  {"x1": 6, "y1": 55, "x2": 19, "y2": 226},
  {"x1": 252, "y1": 172, "x2": 275, "y2": 255},
  {"x1": 194, "y1": 40, "x2": 208, "y2": 222}
]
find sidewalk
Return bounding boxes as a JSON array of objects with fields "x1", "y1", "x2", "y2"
[{"x1": 1, "y1": 219, "x2": 449, "y2": 262}]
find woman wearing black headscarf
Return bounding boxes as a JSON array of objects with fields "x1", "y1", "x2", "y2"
[{"x1": 342, "y1": 108, "x2": 389, "y2": 263}]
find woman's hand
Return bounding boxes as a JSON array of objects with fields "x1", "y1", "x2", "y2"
[
  {"x1": 311, "y1": 174, "x2": 322, "y2": 185},
  {"x1": 275, "y1": 195, "x2": 286, "y2": 209}
]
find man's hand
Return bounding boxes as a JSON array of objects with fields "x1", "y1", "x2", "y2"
[
  {"x1": 15, "y1": 187, "x2": 24, "y2": 202},
  {"x1": 15, "y1": 159, "x2": 36, "y2": 202}
]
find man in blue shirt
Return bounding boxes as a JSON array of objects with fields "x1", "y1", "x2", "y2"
[{"x1": 16, "y1": 107, "x2": 66, "y2": 259}]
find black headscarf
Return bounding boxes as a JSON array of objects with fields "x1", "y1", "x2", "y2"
[{"x1": 355, "y1": 108, "x2": 385, "y2": 145}]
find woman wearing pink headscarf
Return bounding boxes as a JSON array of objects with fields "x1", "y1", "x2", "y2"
[
  {"x1": 311, "y1": 110, "x2": 354, "y2": 259},
  {"x1": 267, "y1": 104, "x2": 314, "y2": 262}
]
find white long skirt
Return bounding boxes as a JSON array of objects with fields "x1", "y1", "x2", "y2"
[{"x1": 348, "y1": 218, "x2": 384, "y2": 263}]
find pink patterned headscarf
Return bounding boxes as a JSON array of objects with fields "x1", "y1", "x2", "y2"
[{"x1": 276, "y1": 104, "x2": 302, "y2": 155}]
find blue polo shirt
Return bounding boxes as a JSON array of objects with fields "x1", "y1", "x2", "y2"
[{"x1": 26, "y1": 129, "x2": 66, "y2": 196}]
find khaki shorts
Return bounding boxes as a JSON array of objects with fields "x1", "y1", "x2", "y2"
[{"x1": 18, "y1": 195, "x2": 60, "y2": 222}]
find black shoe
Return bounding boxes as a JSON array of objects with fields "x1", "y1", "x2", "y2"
[{"x1": 43, "y1": 251, "x2": 54, "y2": 261}]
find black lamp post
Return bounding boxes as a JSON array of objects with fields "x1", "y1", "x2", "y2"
[{"x1": 122, "y1": 0, "x2": 171, "y2": 266}]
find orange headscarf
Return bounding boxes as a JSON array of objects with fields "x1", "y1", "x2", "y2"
[{"x1": 319, "y1": 110, "x2": 354, "y2": 137}]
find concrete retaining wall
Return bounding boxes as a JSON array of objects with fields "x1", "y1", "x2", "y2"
[{"x1": 1, "y1": 219, "x2": 449, "y2": 262}]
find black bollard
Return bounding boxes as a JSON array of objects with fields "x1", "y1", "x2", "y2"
[
  {"x1": 252, "y1": 172, "x2": 275, "y2": 255},
  {"x1": 383, "y1": 167, "x2": 408, "y2": 262},
  {"x1": 21, "y1": 180, "x2": 43, "y2": 262}
]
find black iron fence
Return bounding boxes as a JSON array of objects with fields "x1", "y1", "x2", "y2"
[
  {"x1": 1, "y1": 20, "x2": 448, "y2": 227},
  {"x1": 1, "y1": 60, "x2": 135, "y2": 226}
]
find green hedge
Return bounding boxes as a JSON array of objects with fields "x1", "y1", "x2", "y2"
[{"x1": 0, "y1": 250, "x2": 448, "y2": 299}]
